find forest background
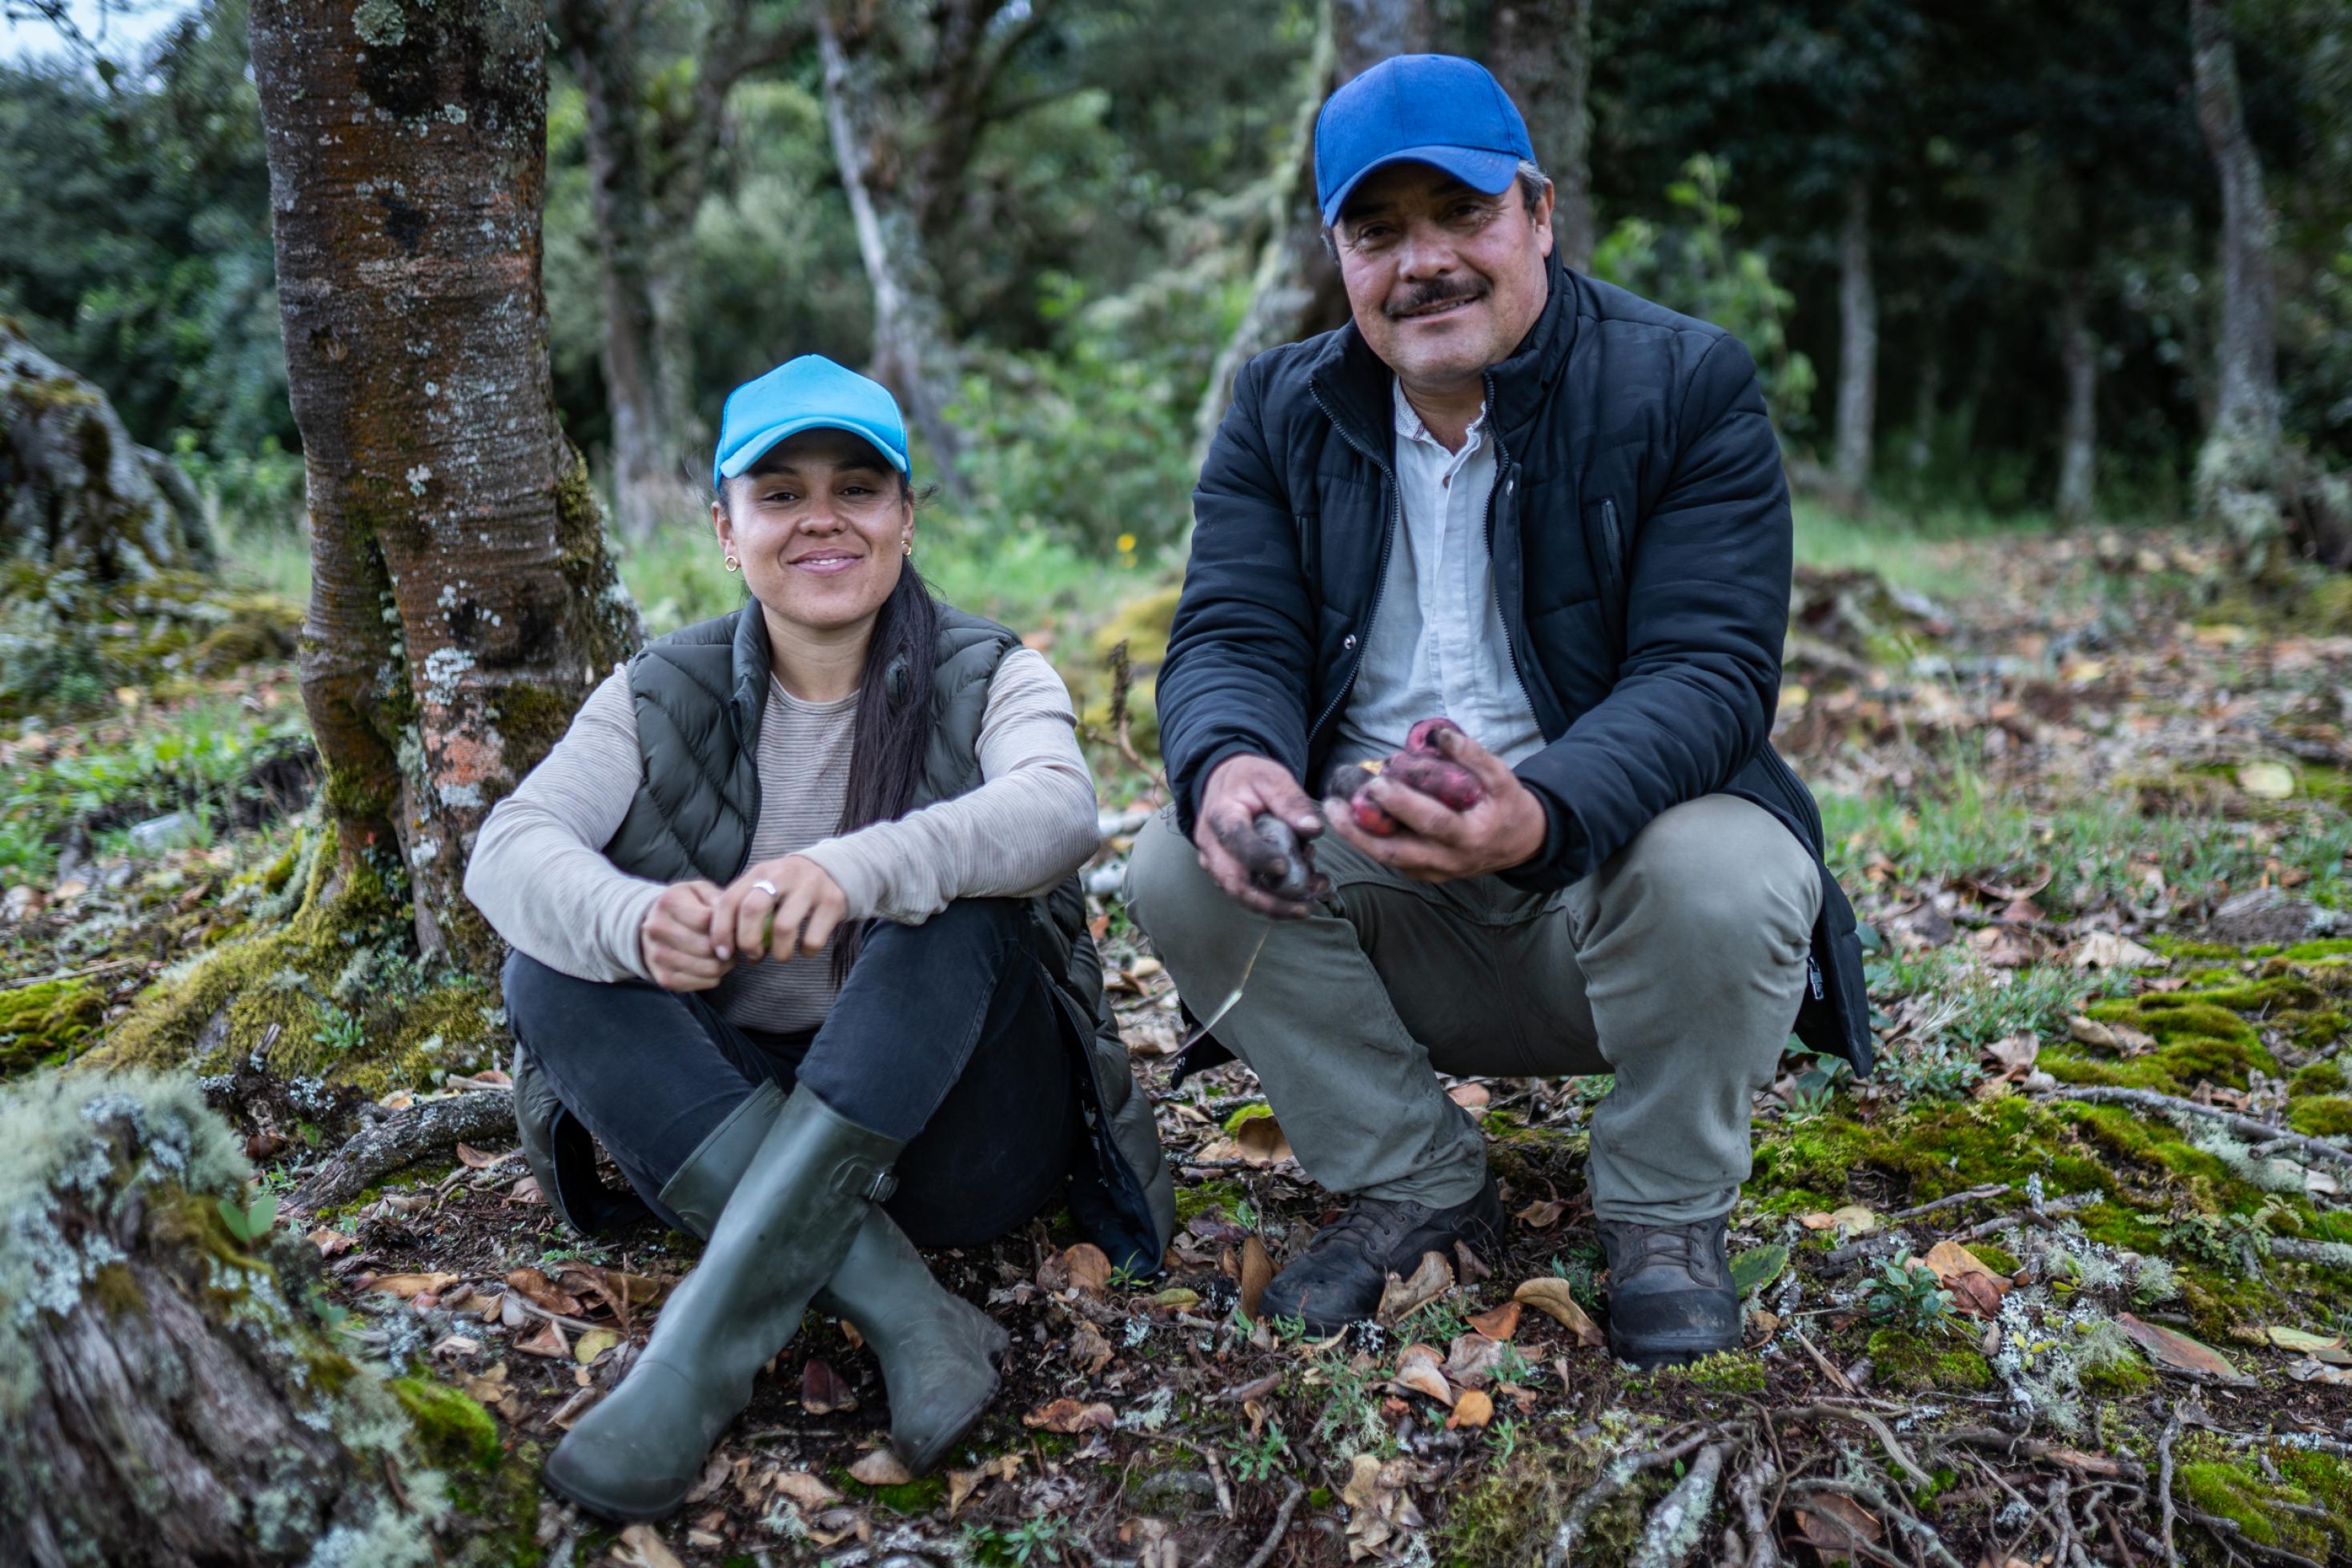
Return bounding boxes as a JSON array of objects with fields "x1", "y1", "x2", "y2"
[{"x1": 6, "y1": 1, "x2": 2352, "y2": 1565}]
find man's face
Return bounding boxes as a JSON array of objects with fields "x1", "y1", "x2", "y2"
[{"x1": 1333, "y1": 161, "x2": 1554, "y2": 389}]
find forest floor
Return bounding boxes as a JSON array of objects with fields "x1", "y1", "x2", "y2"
[{"x1": 7, "y1": 523, "x2": 2352, "y2": 1566}]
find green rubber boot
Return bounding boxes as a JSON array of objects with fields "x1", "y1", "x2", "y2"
[
  {"x1": 814, "y1": 1214, "x2": 1009, "y2": 1473},
  {"x1": 541, "y1": 1085, "x2": 901, "y2": 1521},
  {"x1": 632, "y1": 1078, "x2": 1007, "y2": 1478}
]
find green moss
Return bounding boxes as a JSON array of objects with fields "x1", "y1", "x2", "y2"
[
  {"x1": 2052, "y1": 994, "x2": 2277, "y2": 1094},
  {"x1": 1437, "y1": 1430, "x2": 1653, "y2": 1567},
  {"x1": 86, "y1": 1261, "x2": 145, "y2": 1319},
  {"x1": 393, "y1": 1376, "x2": 502, "y2": 1471},
  {"x1": 97, "y1": 831, "x2": 501, "y2": 1095},
  {"x1": 1752, "y1": 1097, "x2": 2117, "y2": 1215},
  {"x1": 1655, "y1": 1350, "x2": 1767, "y2": 1394},
  {"x1": 2293, "y1": 1059, "x2": 2348, "y2": 1095},
  {"x1": 1865, "y1": 1327, "x2": 1993, "y2": 1392},
  {"x1": 1969, "y1": 1243, "x2": 2021, "y2": 1273},
  {"x1": 841, "y1": 1468, "x2": 949, "y2": 1515},
  {"x1": 1221, "y1": 1103, "x2": 1273, "y2": 1134},
  {"x1": 0, "y1": 977, "x2": 106, "y2": 1077},
  {"x1": 2078, "y1": 1353, "x2": 2153, "y2": 1395},
  {"x1": 2289, "y1": 1096, "x2": 2352, "y2": 1137},
  {"x1": 2175, "y1": 1439, "x2": 2352, "y2": 1561},
  {"x1": 2149, "y1": 936, "x2": 2245, "y2": 961},
  {"x1": 1173, "y1": 1181, "x2": 1246, "y2": 1223},
  {"x1": 2284, "y1": 940, "x2": 2352, "y2": 961}
]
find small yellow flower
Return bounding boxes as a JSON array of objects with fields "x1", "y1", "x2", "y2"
[{"x1": 1115, "y1": 532, "x2": 1137, "y2": 555}]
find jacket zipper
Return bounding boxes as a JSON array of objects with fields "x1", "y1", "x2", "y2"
[
  {"x1": 1597, "y1": 496, "x2": 1628, "y2": 657},
  {"x1": 1479, "y1": 370, "x2": 1538, "y2": 725},
  {"x1": 1306, "y1": 379, "x2": 1399, "y2": 752}
]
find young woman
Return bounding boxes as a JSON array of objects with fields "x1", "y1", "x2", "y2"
[{"x1": 465, "y1": 354, "x2": 1172, "y2": 1522}]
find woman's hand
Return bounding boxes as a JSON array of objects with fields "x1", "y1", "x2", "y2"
[
  {"x1": 712, "y1": 855, "x2": 849, "y2": 964},
  {"x1": 640, "y1": 880, "x2": 727, "y2": 991}
]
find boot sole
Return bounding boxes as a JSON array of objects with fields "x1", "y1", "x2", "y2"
[{"x1": 540, "y1": 1451, "x2": 692, "y2": 1524}]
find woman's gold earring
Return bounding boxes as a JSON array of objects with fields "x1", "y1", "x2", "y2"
[
  {"x1": 724, "y1": 555, "x2": 741, "y2": 574},
  {"x1": 903, "y1": 540, "x2": 913, "y2": 557}
]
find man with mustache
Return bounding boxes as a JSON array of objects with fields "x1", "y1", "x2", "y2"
[{"x1": 1126, "y1": 54, "x2": 1871, "y2": 1366}]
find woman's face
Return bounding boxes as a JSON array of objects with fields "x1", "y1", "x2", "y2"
[{"x1": 714, "y1": 428, "x2": 913, "y2": 635}]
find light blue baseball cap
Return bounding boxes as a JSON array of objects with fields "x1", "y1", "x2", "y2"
[{"x1": 712, "y1": 354, "x2": 911, "y2": 488}]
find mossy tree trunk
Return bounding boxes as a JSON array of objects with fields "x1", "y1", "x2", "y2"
[
  {"x1": 0, "y1": 1071, "x2": 467, "y2": 1566},
  {"x1": 251, "y1": 0, "x2": 641, "y2": 976},
  {"x1": 1830, "y1": 178, "x2": 1878, "y2": 513},
  {"x1": 1485, "y1": 0, "x2": 1595, "y2": 273}
]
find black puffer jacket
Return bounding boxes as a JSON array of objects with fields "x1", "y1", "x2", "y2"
[{"x1": 1158, "y1": 255, "x2": 1872, "y2": 1073}]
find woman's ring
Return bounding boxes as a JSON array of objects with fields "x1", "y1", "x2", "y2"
[{"x1": 753, "y1": 879, "x2": 779, "y2": 898}]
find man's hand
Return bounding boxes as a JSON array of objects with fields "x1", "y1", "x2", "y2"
[
  {"x1": 1322, "y1": 725, "x2": 1547, "y2": 881},
  {"x1": 640, "y1": 880, "x2": 727, "y2": 991},
  {"x1": 711, "y1": 855, "x2": 849, "y2": 965},
  {"x1": 1194, "y1": 753, "x2": 1331, "y2": 917}
]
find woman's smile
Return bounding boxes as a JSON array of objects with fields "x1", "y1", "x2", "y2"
[{"x1": 789, "y1": 548, "x2": 865, "y2": 576}]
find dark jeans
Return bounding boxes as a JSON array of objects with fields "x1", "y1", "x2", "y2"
[{"x1": 504, "y1": 898, "x2": 1077, "y2": 1248}]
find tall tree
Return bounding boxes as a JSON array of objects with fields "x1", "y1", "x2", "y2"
[
  {"x1": 2189, "y1": 0, "x2": 2288, "y2": 572},
  {"x1": 551, "y1": 0, "x2": 803, "y2": 539},
  {"x1": 1190, "y1": 0, "x2": 1435, "y2": 462},
  {"x1": 813, "y1": 0, "x2": 1059, "y2": 505},
  {"x1": 252, "y1": 0, "x2": 640, "y2": 972},
  {"x1": 1484, "y1": 0, "x2": 1595, "y2": 271}
]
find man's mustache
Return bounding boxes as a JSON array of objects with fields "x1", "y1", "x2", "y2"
[{"x1": 1387, "y1": 280, "x2": 1487, "y2": 319}]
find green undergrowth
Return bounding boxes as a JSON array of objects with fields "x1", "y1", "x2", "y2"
[
  {"x1": 95, "y1": 824, "x2": 503, "y2": 1094},
  {"x1": 0, "y1": 563, "x2": 300, "y2": 722},
  {"x1": 1438, "y1": 1418, "x2": 1663, "y2": 1567},
  {"x1": 2043, "y1": 957, "x2": 2350, "y2": 1096},
  {"x1": 2173, "y1": 1437, "x2": 2352, "y2": 1563},
  {"x1": 1865, "y1": 1326, "x2": 1994, "y2": 1392},
  {"x1": 1751, "y1": 1087, "x2": 2352, "y2": 1336}
]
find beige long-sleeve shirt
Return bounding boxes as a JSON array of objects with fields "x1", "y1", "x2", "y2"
[{"x1": 464, "y1": 647, "x2": 1099, "y2": 1033}]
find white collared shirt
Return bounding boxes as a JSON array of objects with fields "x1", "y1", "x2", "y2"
[{"x1": 1331, "y1": 382, "x2": 1547, "y2": 783}]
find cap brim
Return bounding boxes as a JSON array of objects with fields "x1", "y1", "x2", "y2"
[
  {"x1": 1320, "y1": 145, "x2": 1523, "y2": 227},
  {"x1": 716, "y1": 415, "x2": 911, "y2": 484}
]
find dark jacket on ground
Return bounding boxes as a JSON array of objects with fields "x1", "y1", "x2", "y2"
[
  {"x1": 1157, "y1": 254, "x2": 1872, "y2": 1073},
  {"x1": 512, "y1": 601, "x2": 1177, "y2": 1272}
]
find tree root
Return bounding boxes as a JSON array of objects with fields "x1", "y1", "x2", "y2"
[
  {"x1": 1544, "y1": 1427, "x2": 1734, "y2": 1568},
  {"x1": 2036, "y1": 1084, "x2": 2352, "y2": 1170},
  {"x1": 288, "y1": 1088, "x2": 515, "y2": 1213},
  {"x1": 1630, "y1": 1440, "x2": 1729, "y2": 1568}
]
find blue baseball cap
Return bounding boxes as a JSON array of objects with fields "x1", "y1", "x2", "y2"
[
  {"x1": 712, "y1": 354, "x2": 910, "y2": 488},
  {"x1": 1314, "y1": 54, "x2": 1536, "y2": 228}
]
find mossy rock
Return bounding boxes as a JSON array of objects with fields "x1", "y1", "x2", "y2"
[
  {"x1": 2291, "y1": 1058, "x2": 2347, "y2": 1096},
  {"x1": 2289, "y1": 1095, "x2": 2352, "y2": 1137},
  {"x1": 1864, "y1": 1327, "x2": 1993, "y2": 1392}
]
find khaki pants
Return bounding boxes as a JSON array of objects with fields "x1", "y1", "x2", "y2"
[{"x1": 1125, "y1": 794, "x2": 1822, "y2": 1225}]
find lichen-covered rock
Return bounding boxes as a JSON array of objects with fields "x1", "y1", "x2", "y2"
[
  {"x1": 0, "y1": 1067, "x2": 464, "y2": 1566},
  {"x1": 1, "y1": 323, "x2": 211, "y2": 581}
]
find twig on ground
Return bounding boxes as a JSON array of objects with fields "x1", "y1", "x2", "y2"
[
  {"x1": 1629, "y1": 1441, "x2": 1729, "y2": 1568},
  {"x1": 1949, "y1": 1189, "x2": 2098, "y2": 1242},
  {"x1": 1883, "y1": 1183, "x2": 2010, "y2": 1222},
  {"x1": 1776, "y1": 1404, "x2": 1935, "y2": 1491},
  {"x1": 2157, "y1": 1406, "x2": 2182, "y2": 1568},
  {"x1": 287, "y1": 1089, "x2": 516, "y2": 1212},
  {"x1": 1235, "y1": 1480, "x2": 1306, "y2": 1568},
  {"x1": 2036, "y1": 1084, "x2": 2352, "y2": 1170},
  {"x1": 1543, "y1": 1427, "x2": 1731, "y2": 1568}
]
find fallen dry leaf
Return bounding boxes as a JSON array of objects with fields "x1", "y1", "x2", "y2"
[
  {"x1": 513, "y1": 1318, "x2": 570, "y2": 1359},
  {"x1": 1234, "y1": 1114, "x2": 1294, "y2": 1165},
  {"x1": 1512, "y1": 1277, "x2": 1605, "y2": 1349},
  {"x1": 364, "y1": 1271, "x2": 457, "y2": 1300},
  {"x1": 1064, "y1": 1242, "x2": 1113, "y2": 1294},
  {"x1": 2117, "y1": 1312, "x2": 2248, "y2": 1382},
  {"x1": 1799, "y1": 1205, "x2": 1878, "y2": 1237},
  {"x1": 2237, "y1": 760, "x2": 2296, "y2": 800},
  {"x1": 612, "y1": 1522, "x2": 686, "y2": 1568},
  {"x1": 848, "y1": 1448, "x2": 914, "y2": 1486},
  {"x1": 1983, "y1": 1033, "x2": 2041, "y2": 1081},
  {"x1": 1445, "y1": 1082, "x2": 1491, "y2": 1109},
  {"x1": 801, "y1": 1357, "x2": 857, "y2": 1414},
  {"x1": 504, "y1": 1267, "x2": 584, "y2": 1317},
  {"x1": 1512, "y1": 1197, "x2": 1566, "y2": 1229},
  {"x1": 1443, "y1": 1331, "x2": 1508, "y2": 1386},
  {"x1": 1921, "y1": 1239, "x2": 2012, "y2": 1317},
  {"x1": 506, "y1": 1173, "x2": 544, "y2": 1204},
  {"x1": 1239, "y1": 1234, "x2": 1274, "y2": 1320},
  {"x1": 1391, "y1": 1355, "x2": 1455, "y2": 1406},
  {"x1": 307, "y1": 1226, "x2": 355, "y2": 1257},
  {"x1": 1467, "y1": 1301, "x2": 1522, "y2": 1341},
  {"x1": 2067, "y1": 1015, "x2": 2157, "y2": 1055},
  {"x1": 1375, "y1": 1251, "x2": 1454, "y2": 1324},
  {"x1": 1793, "y1": 1493, "x2": 1883, "y2": 1555},
  {"x1": 1446, "y1": 1388, "x2": 1494, "y2": 1430},
  {"x1": 772, "y1": 1470, "x2": 842, "y2": 1510},
  {"x1": 1022, "y1": 1398, "x2": 1116, "y2": 1434},
  {"x1": 573, "y1": 1328, "x2": 620, "y2": 1364},
  {"x1": 1068, "y1": 1322, "x2": 1114, "y2": 1376},
  {"x1": 2263, "y1": 1325, "x2": 2349, "y2": 1358},
  {"x1": 2073, "y1": 931, "x2": 2162, "y2": 970},
  {"x1": 455, "y1": 1142, "x2": 511, "y2": 1169}
]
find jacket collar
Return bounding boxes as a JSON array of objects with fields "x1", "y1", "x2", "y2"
[
  {"x1": 728, "y1": 600, "x2": 770, "y2": 744},
  {"x1": 1307, "y1": 250, "x2": 1579, "y2": 463}
]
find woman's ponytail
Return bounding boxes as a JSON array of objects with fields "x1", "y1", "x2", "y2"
[{"x1": 831, "y1": 543, "x2": 939, "y2": 983}]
